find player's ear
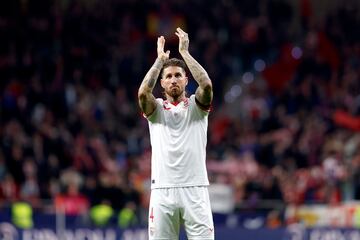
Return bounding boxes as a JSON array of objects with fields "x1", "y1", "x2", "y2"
[{"x1": 160, "y1": 78, "x2": 165, "y2": 88}]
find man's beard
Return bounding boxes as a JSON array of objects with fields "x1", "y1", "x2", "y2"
[{"x1": 165, "y1": 86, "x2": 184, "y2": 99}]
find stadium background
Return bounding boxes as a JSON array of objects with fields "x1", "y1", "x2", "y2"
[{"x1": 0, "y1": 0, "x2": 359, "y2": 239}]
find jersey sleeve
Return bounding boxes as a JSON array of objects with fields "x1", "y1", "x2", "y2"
[{"x1": 190, "y1": 95, "x2": 210, "y2": 118}]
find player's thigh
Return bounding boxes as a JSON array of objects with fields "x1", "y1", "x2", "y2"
[
  {"x1": 149, "y1": 188, "x2": 180, "y2": 240},
  {"x1": 180, "y1": 187, "x2": 214, "y2": 240}
]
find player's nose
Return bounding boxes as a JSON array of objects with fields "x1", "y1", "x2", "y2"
[{"x1": 170, "y1": 76, "x2": 177, "y2": 83}]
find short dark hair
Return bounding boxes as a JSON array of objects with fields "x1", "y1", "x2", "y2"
[{"x1": 161, "y1": 58, "x2": 187, "y2": 77}]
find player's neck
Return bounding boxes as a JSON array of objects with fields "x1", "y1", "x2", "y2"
[{"x1": 166, "y1": 94, "x2": 186, "y2": 105}]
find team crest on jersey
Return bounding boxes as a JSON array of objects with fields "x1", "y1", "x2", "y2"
[{"x1": 163, "y1": 101, "x2": 171, "y2": 110}]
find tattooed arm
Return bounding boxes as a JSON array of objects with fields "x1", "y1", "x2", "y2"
[
  {"x1": 175, "y1": 27, "x2": 213, "y2": 109},
  {"x1": 138, "y1": 36, "x2": 170, "y2": 116}
]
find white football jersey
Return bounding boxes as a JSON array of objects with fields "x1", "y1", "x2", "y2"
[{"x1": 145, "y1": 95, "x2": 210, "y2": 189}]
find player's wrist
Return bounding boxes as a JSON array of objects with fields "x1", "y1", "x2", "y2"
[
  {"x1": 152, "y1": 57, "x2": 165, "y2": 71},
  {"x1": 156, "y1": 56, "x2": 167, "y2": 64},
  {"x1": 179, "y1": 50, "x2": 190, "y2": 57}
]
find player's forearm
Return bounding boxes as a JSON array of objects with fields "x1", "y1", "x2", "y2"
[
  {"x1": 138, "y1": 58, "x2": 164, "y2": 115},
  {"x1": 180, "y1": 51, "x2": 212, "y2": 89},
  {"x1": 140, "y1": 58, "x2": 165, "y2": 92},
  {"x1": 181, "y1": 51, "x2": 213, "y2": 106}
]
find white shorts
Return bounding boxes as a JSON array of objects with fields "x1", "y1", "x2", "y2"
[{"x1": 148, "y1": 186, "x2": 214, "y2": 240}]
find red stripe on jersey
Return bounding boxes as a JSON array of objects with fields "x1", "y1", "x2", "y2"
[{"x1": 150, "y1": 207, "x2": 154, "y2": 222}]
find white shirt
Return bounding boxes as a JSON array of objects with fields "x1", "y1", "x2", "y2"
[{"x1": 146, "y1": 95, "x2": 210, "y2": 189}]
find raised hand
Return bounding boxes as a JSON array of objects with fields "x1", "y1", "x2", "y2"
[
  {"x1": 175, "y1": 27, "x2": 189, "y2": 53},
  {"x1": 157, "y1": 36, "x2": 170, "y2": 61}
]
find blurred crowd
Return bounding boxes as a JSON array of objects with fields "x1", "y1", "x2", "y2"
[{"x1": 0, "y1": 0, "x2": 359, "y2": 224}]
